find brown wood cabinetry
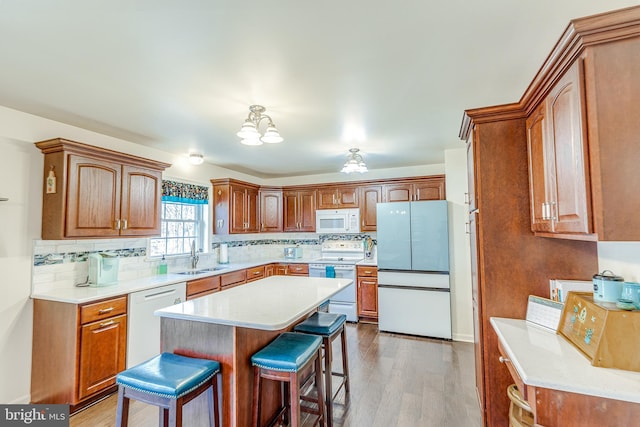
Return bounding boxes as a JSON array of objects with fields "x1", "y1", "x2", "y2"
[
  {"x1": 220, "y1": 269, "x2": 247, "y2": 289},
  {"x1": 459, "y1": 7, "x2": 640, "y2": 424},
  {"x1": 317, "y1": 186, "x2": 359, "y2": 209},
  {"x1": 212, "y1": 179, "x2": 260, "y2": 234},
  {"x1": 186, "y1": 276, "x2": 221, "y2": 300},
  {"x1": 259, "y1": 188, "x2": 283, "y2": 232},
  {"x1": 246, "y1": 265, "x2": 266, "y2": 282},
  {"x1": 32, "y1": 295, "x2": 128, "y2": 409},
  {"x1": 283, "y1": 189, "x2": 316, "y2": 232},
  {"x1": 35, "y1": 139, "x2": 169, "y2": 239},
  {"x1": 356, "y1": 265, "x2": 378, "y2": 320},
  {"x1": 359, "y1": 185, "x2": 382, "y2": 231},
  {"x1": 265, "y1": 263, "x2": 275, "y2": 277},
  {"x1": 274, "y1": 263, "x2": 309, "y2": 276},
  {"x1": 383, "y1": 176, "x2": 445, "y2": 202},
  {"x1": 526, "y1": 60, "x2": 591, "y2": 235}
]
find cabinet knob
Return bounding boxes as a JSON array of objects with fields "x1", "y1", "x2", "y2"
[{"x1": 499, "y1": 356, "x2": 510, "y2": 364}]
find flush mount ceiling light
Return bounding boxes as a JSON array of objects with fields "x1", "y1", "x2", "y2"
[
  {"x1": 341, "y1": 148, "x2": 368, "y2": 174},
  {"x1": 188, "y1": 153, "x2": 204, "y2": 165},
  {"x1": 236, "y1": 105, "x2": 283, "y2": 145}
]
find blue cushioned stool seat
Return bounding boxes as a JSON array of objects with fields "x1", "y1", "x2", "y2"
[
  {"x1": 294, "y1": 312, "x2": 346, "y2": 337},
  {"x1": 116, "y1": 352, "x2": 220, "y2": 398},
  {"x1": 251, "y1": 332, "x2": 322, "y2": 372}
]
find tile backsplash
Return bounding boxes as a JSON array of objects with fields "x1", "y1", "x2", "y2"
[{"x1": 31, "y1": 232, "x2": 376, "y2": 293}]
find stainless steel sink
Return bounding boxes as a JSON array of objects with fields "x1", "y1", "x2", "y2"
[{"x1": 176, "y1": 266, "x2": 228, "y2": 275}]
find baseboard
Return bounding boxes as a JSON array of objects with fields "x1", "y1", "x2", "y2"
[{"x1": 452, "y1": 332, "x2": 474, "y2": 343}]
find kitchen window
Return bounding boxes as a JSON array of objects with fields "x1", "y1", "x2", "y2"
[{"x1": 149, "y1": 180, "x2": 209, "y2": 257}]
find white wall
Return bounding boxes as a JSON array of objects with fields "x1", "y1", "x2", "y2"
[
  {"x1": 445, "y1": 148, "x2": 473, "y2": 342},
  {"x1": 598, "y1": 242, "x2": 640, "y2": 282}
]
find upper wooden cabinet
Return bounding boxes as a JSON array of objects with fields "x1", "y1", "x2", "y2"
[
  {"x1": 317, "y1": 186, "x2": 359, "y2": 209},
  {"x1": 212, "y1": 179, "x2": 260, "y2": 234},
  {"x1": 283, "y1": 189, "x2": 316, "y2": 232},
  {"x1": 383, "y1": 176, "x2": 445, "y2": 202},
  {"x1": 35, "y1": 139, "x2": 170, "y2": 240},
  {"x1": 259, "y1": 188, "x2": 283, "y2": 232},
  {"x1": 359, "y1": 185, "x2": 382, "y2": 231},
  {"x1": 526, "y1": 60, "x2": 591, "y2": 235}
]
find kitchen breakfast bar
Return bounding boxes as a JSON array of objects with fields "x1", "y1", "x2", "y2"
[{"x1": 155, "y1": 276, "x2": 352, "y2": 426}]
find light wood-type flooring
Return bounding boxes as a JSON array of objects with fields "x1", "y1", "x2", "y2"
[{"x1": 70, "y1": 322, "x2": 482, "y2": 427}]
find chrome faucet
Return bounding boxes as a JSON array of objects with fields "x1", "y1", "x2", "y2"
[{"x1": 190, "y1": 240, "x2": 199, "y2": 269}]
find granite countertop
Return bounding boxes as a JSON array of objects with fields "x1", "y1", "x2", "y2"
[
  {"x1": 155, "y1": 276, "x2": 352, "y2": 330},
  {"x1": 491, "y1": 317, "x2": 640, "y2": 403},
  {"x1": 30, "y1": 256, "x2": 364, "y2": 304}
]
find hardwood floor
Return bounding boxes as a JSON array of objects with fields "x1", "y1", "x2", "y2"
[{"x1": 70, "y1": 323, "x2": 482, "y2": 427}]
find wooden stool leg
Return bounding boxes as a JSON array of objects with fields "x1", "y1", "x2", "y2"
[
  {"x1": 323, "y1": 336, "x2": 333, "y2": 426},
  {"x1": 340, "y1": 326, "x2": 350, "y2": 394},
  {"x1": 283, "y1": 381, "x2": 290, "y2": 425},
  {"x1": 252, "y1": 367, "x2": 262, "y2": 427},
  {"x1": 115, "y1": 386, "x2": 129, "y2": 427},
  {"x1": 211, "y1": 374, "x2": 220, "y2": 427},
  {"x1": 169, "y1": 398, "x2": 180, "y2": 427},
  {"x1": 289, "y1": 371, "x2": 301, "y2": 427},
  {"x1": 315, "y1": 349, "x2": 327, "y2": 427}
]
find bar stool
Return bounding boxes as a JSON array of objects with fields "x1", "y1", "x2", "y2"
[
  {"x1": 294, "y1": 312, "x2": 350, "y2": 426},
  {"x1": 251, "y1": 332, "x2": 326, "y2": 427},
  {"x1": 115, "y1": 352, "x2": 221, "y2": 427}
]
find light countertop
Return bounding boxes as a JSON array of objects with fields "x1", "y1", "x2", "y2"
[
  {"x1": 491, "y1": 317, "x2": 640, "y2": 403},
  {"x1": 31, "y1": 257, "x2": 376, "y2": 304},
  {"x1": 155, "y1": 276, "x2": 352, "y2": 330}
]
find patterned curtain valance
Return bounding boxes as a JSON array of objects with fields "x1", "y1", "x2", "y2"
[{"x1": 162, "y1": 180, "x2": 209, "y2": 204}]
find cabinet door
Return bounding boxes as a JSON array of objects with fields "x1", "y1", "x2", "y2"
[
  {"x1": 360, "y1": 185, "x2": 382, "y2": 231},
  {"x1": 337, "y1": 186, "x2": 359, "y2": 207},
  {"x1": 547, "y1": 61, "x2": 591, "y2": 234},
  {"x1": 78, "y1": 314, "x2": 127, "y2": 400},
  {"x1": 283, "y1": 191, "x2": 299, "y2": 231},
  {"x1": 467, "y1": 129, "x2": 477, "y2": 212},
  {"x1": 259, "y1": 190, "x2": 283, "y2": 232},
  {"x1": 469, "y1": 211, "x2": 485, "y2": 413},
  {"x1": 230, "y1": 185, "x2": 248, "y2": 233},
  {"x1": 414, "y1": 178, "x2": 445, "y2": 201},
  {"x1": 245, "y1": 186, "x2": 260, "y2": 233},
  {"x1": 265, "y1": 264, "x2": 275, "y2": 277},
  {"x1": 317, "y1": 188, "x2": 339, "y2": 209},
  {"x1": 212, "y1": 184, "x2": 230, "y2": 235},
  {"x1": 66, "y1": 155, "x2": 122, "y2": 237},
  {"x1": 527, "y1": 101, "x2": 554, "y2": 233},
  {"x1": 120, "y1": 165, "x2": 162, "y2": 236},
  {"x1": 297, "y1": 190, "x2": 316, "y2": 232},
  {"x1": 357, "y1": 277, "x2": 378, "y2": 318},
  {"x1": 383, "y1": 183, "x2": 412, "y2": 202}
]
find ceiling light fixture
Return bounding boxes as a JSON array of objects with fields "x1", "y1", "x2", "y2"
[
  {"x1": 341, "y1": 148, "x2": 368, "y2": 174},
  {"x1": 237, "y1": 105, "x2": 283, "y2": 145},
  {"x1": 188, "y1": 153, "x2": 204, "y2": 165}
]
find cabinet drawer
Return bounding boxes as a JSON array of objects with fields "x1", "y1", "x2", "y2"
[
  {"x1": 498, "y1": 340, "x2": 536, "y2": 412},
  {"x1": 246, "y1": 266, "x2": 266, "y2": 282},
  {"x1": 221, "y1": 270, "x2": 247, "y2": 288},
  {"x1": 288, "y1": 264, "x2": 308, "y2": 275},
  {"x1": 187, "y1": 276, "x2": 221, "y2": 299},
  {"x1": 80, "y1": 296, "x2": 127, "y2": 324},
  {"x1": 357, "y1": 265, "x2": 378, "y2": 277}
]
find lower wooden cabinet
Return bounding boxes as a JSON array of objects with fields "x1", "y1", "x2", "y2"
[
  {"x1": 32, "y1": 295, "x2": 128, "y2": 409},
  {"x1": 186, "y1": 276, "x2": 221, "y2": 300},
  {"x1": 275, "y1": 263, "x2": 309, "y2": 276},
  {"x1": 356, "y1": 265, "x2": 378, "y2": 320},
  {"x1": 246, "y1": 265, "x2": 266, "y2": 282},
  {"x1": 220, "y1": 270, "x2": 247, "y2": 289}
]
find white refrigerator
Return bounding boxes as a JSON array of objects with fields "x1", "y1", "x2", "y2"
[{"x1": 376, "y1": 200, "x2": 451, "y2": 339}]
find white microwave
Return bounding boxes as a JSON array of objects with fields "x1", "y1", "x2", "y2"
[{"x1": 315, "y1": 209, "x2": 360, "y2": 234}]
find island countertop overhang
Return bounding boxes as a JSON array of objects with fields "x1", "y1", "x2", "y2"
[{"x1": 155, "y1": 276, "x2": 353, "y2": 331}]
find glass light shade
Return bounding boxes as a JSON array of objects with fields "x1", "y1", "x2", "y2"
[
  {"x1": 188, "y1": 153, "x2": 204, "y2": 165},
  {"x1": 341, "y1": 148, "x2": 367, "y2": 173},
  {"x1": 237, "y1": 121, "x2": 259, "y2": 138},
  {"x1": 241, "y1": 137, "x2": 263, "y2": 146},
  {"x1": 260, "y1": 126, "x2": 283, "y2": 143}
]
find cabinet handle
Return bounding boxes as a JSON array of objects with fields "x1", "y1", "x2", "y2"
[
  {"x1": 541, "y1": 202, "x2": 548, "y2": 220},
  {"x1": 115, "y1": 219, "x2": 121, "y2": 230},
  {"x1": 98, "y1": 320, "x2": 115, "y2": 329},
  {"x1": 98, "y1": 307, "x2": 114, "y2": 314},
  {"x1": 499, "y1": 356, "x2": 510, "y2": 364},
  {"x1": 253, "y1": 271, "x2": 261, "y2": 275},
  {"x1": 364, "y1": 270, "x2": 372, "y2": 274},
  {"x1": 548, "y1": 201, "x2": 557, "y2": 221},
  {"x1": 464, "y1": 192, "x2": 470, "y2": 204},
  {"x1": 465, "y1": 222, "x2": 470, "y2": 234},
  {"x1": 122, "y1": 219, "x2": 127, "y2": 230},
  {"x1": 217, "y1": 219, "x2": 224, "y2": 229}
]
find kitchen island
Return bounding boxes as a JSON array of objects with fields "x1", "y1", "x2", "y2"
[{"x1": 155, "y1": 275, "x2": 352, "y2": 427}]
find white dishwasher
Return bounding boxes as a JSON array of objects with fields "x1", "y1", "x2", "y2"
[{"x1": 127, "y1": 282, "x2": 186, "y2": 368}]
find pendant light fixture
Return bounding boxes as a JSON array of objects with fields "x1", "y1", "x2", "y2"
[
  {"x1": 341, "y1": 148, "x2": 368, "y2": 174},
  {"x1": 237, "y1": 105, "x2": 283, "y2": 145}
]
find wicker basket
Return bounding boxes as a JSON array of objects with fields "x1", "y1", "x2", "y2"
[{"x1": 507, "y1": 384, "x2": 534, "y2": 427}]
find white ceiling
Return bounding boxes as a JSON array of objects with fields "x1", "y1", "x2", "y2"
[{"x1": 0, "y1": 1, "x2": 638, "y2": 178}]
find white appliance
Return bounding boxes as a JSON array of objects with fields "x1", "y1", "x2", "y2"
[
  {"x1": 315, "y1": 208, "x2": 360, "y2": 234},
  {"x1": 127, "y1": 282, "x2": 186, "y2": 368},
  {"x1": 376, "y1": 201, "x2": 451, "y2": 339},
  {"x1": 308, "y1": 240, "x2": 363, "y2": 322},
  {"x1": 88, "y1": 252, "x2": 119, "y2": 286}
]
